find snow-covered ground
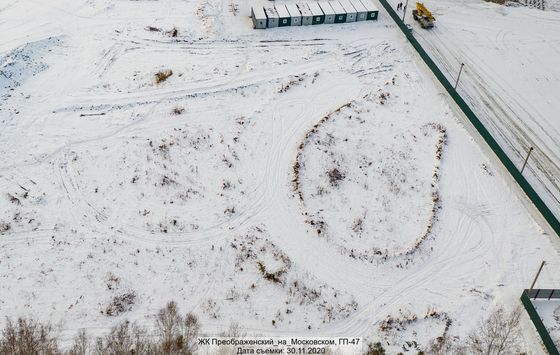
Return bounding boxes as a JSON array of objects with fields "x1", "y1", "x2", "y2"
[
  {"x1": 1, "y1": 0, "x2": 560, "y2": 352},
  {"x1": 533, "y1": 299, "x2": 560, "y2": 348},
  {"x1": 402, "y1": 0, "x2": 560, "y2": 219}
]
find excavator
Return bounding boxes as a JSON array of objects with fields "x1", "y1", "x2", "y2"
[{"x1": 412, "y1": 2, "x2": 435, "y2": 29}]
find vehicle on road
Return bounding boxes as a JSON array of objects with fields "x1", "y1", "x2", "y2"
[{"x1": 412, "y1": 2, "x2": 435, "y2": 28}]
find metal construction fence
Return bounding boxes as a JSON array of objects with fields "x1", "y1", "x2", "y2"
[
  {"x1": 375, "y1": 0, "x2": 560, "y2": 238},
  {"x1": 528, "y1": 289, "x2": 560, "y2": 300},
  {"x1": 520, "y1": 289, "x2": 560, "y2": 355}
]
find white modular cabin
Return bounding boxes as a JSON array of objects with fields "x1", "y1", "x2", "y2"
[
  {"x1": 265, "y1": 6, "x2": 280, "y2": 27},
  {"x1": 285, "y1": 4, "x2": 303, "y2": 26},
  {"x1": 251, "y1": 6, "x2": 267, "y2": 29},
  {"x1": 338, "y1": 0, "x2": 358, "y2": 22},
  {"x1": 329, "y1": 1, "x2": 347, "y2": 23},
  {"x1": 297, "y1": 4, "x2": 313, "y2": 25},
  {"x1": 308, "y1": 2, "x2": 325, "y2": 24},
  {"x1": 317, "y1": 1, "x2": 336, "y2": 24},
  {"x1": 350, "y1": 0, "x2": 368, "y2": 21},
  {"x1": 360, "y1": 0, "x2": 379, "y2": 20},
  {"x1": 276, "y1": 5, "x2": 292, "y2": 26}
]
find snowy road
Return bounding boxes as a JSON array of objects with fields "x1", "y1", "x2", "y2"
[{"x1": 404, "y1": 0, "x2": 560, "y2": 219}]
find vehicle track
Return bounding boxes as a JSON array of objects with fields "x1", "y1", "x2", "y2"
[{"x1": 57, "y1": 56, "x2": 336, "y2": 112}]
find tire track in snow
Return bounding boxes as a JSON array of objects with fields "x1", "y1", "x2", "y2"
[
  {"x1": 57, "y1": 56, "x2": 336, "y2": 112},
  {"x1": 43, "y1": 69, "x2": 342, "y2": 249},
  {"x1": 125, "y1": 36, "x2": 331, "y2": 51},
  {"x1": 249, "y1": 78, "x2": 383, "y2": 300}
]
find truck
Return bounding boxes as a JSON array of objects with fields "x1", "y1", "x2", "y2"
[{"x1": 412, "y1": 2, "x2": 435, "y2": 29}]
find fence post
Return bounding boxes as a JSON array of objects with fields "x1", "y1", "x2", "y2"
[
  {"x1": 454, "y1": 63, "x2": 465, "y2": 90},
  {"x1": 529, "y1": 260, "x2": 546, "y2": 292},
  {"x1": 521, "y1": 147, "x2": 534, "y2": 174}
]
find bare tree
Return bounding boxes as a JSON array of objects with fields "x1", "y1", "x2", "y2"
[
  {"x1": 466, "y1": 306, "x2": 522, "y2": 355},
  {"x1": 154, "y1": 301, "x2": 199, "y2": 355},
  {"x1": 220, "y1": 322, "x2": 245, "y2": 338},
  {"x1": 0, "y1": 301, "x2": 200, "y2": 355},
  {"x1": 213, "y1": 323, "x2": 247, "y2": 355},
  {"x1": 179, "y1": 313, "x2": 200, "y2": 354},
  {"x1": 67, "y1": 329, "x2": 89, "y2": 355},
  {"x1": 0, "y1": 317, "x2": 60, "y2": 355},
  {"x1": 94, "y1": 320, "x2": 155, "y2": 355},
  {"x1": 155, "y1": 301, "x2": 182, "y2": 353}
]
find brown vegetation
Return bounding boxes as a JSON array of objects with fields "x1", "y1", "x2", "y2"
[
  {"x1": 1, "y1": 301, "x2": 199, "y2": 355},
  {"x1": 466, "y1": 306, "x2": 522, "y2": 354},
  {"x1": 292, "y1": 101, "x2": 353, "y2": 201},
  {"x1": 172, "y1": 106, "x2": 185, "y2": 115},
  {"x1": 327, "y1": 168, "x2": 345, "y2": 187},
  {"x1": 155, "y1": 69, "x2": 173, "y2": 84},
  {"x1": 103, "y1": 291, "x2": 136, "y2": 316},
  {"x1": 0, "y1": 318, "x2": 58, "y2": 355}
]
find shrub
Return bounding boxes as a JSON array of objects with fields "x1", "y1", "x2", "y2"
[
  {"x1": 364, "y1": 342, "x2": 385, "y2": 355},
  {"x1": 172, "y1": 107, "x2": 185, "y2": 115},
  {"x1": 167, "y1": 27, "x2": 178, "y2": 37},
  {"x1": 103, "y1": 291, "x2": 136, "y2": 316},
  {"x1": 256, "y1": 261, "x2": 286, "y2": 284},
  {"x1": 0, "y1": 221, "x2": 11, "y2": 232},
  {"x1": 327, "y1": 168, "x2": 345, "y2": 186},
  {"x1": 155, "y1": 70, "x2": 173, "y2": 84},
  {"x1": 0, "y1": 317, "x2": 59, "y2": 355},
  {"x1": 7, "y1": 193, "x2": 21, "y2": 205},
  {"x1": 425, "y1": 334, "x2": 461, "y2": 355}
]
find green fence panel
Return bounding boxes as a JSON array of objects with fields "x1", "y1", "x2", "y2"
[
  {"x1": 376, "y1": 0, "x2": 560, "y2": 237},
  {"x1": 520, "y1": 290, "x2": 560, "y2": 355}
]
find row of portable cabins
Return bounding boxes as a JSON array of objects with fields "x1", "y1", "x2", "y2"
[{"x1": 251, "y1": 0, "x2": 379, "y2": 29}]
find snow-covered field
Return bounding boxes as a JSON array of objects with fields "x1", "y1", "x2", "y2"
[
  {"x1": 1, "y1": 0, "x2": 560, "y2": 352},
  {"x1": 406, "y1": 0, "x2": 560, "y2": 219}
]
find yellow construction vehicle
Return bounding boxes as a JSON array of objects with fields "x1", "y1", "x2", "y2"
[{"x1": 412, "y1": 2, "x2": 435, "y2": 29}]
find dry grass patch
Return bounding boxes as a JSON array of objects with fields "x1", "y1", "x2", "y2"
[{"x1": 155, "y1": 69, "x2": 173, "y2": 84}]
